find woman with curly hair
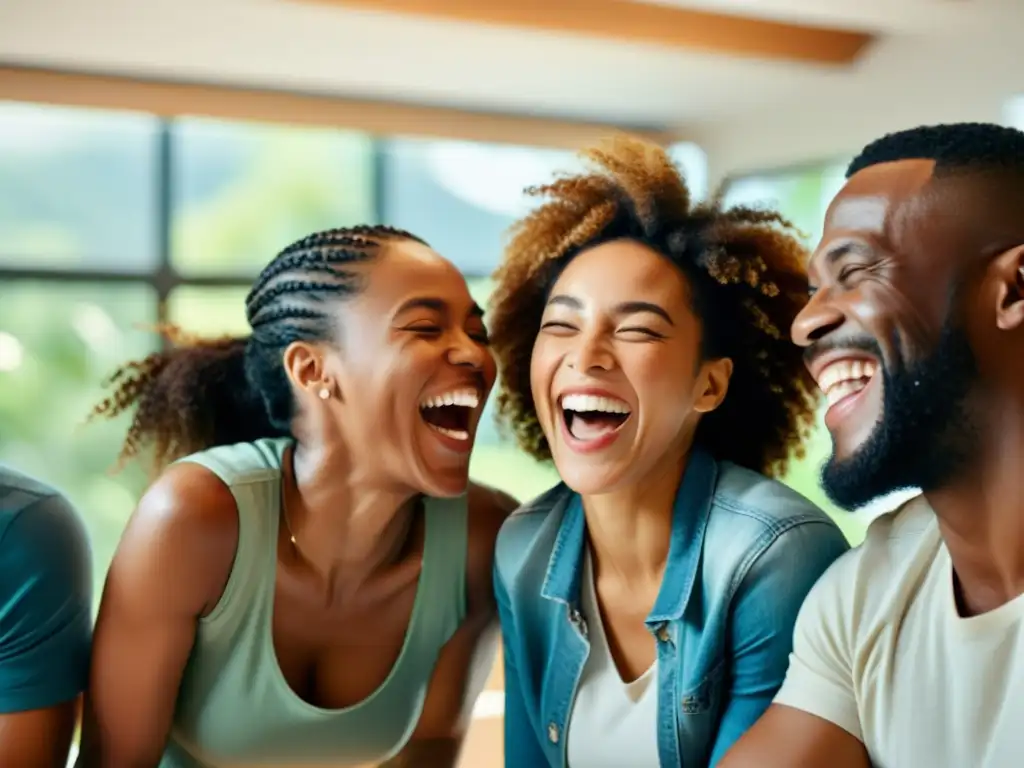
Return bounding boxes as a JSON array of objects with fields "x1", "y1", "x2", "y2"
[
  {"x1": 77, "y1": 226, "x2": 516, "y2": 767},
  {"x1": 489, "y1": 136, "x2": 850, "y2": 767}
]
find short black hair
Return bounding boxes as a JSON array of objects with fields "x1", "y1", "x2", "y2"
[{"x1": 847, "y1": 122, "x2": 1024, "y2": 178}]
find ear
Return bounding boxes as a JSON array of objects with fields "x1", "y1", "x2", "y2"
[
  {"x1": 992, "y1": 244, "x2": 1024, "y2": 332},
  {"x1": 282, "y1": 341, "x2": 336, "y2": 400},
  {"x1": 693, "y1": 357, "x2": 733, "y2": 414}
]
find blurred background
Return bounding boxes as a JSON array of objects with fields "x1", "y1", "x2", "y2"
[{"x1": 2, "y1": 0, "x2": 1023, "y2": 763}]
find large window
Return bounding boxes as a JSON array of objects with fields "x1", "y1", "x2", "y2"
[
  {"x1": 0, "y1": 103, "x2": 380, "y2": 613},
  {"x1": 722, "y1": 161, "x2": 847, "y2": 247},
  {"x1": 171, "y1": 119, "x2": 376, "y2": 277}
]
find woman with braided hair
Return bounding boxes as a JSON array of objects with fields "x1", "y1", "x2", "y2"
[
  {"x1": 77, "y1": 226, "x2": 516, "y2": 767},
  {"x1": 488, "y1": 136, "x2": 850, "y2": 767}
]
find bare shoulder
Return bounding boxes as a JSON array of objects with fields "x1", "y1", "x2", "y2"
[
  {"x1": 462, "y1": 482, "x2": 518, "y2": 615},
  {"x1": 110, "y1": 460, "x2": 240, "y2": 617},
  {"x1": 467, "y1": 481, "x2": 518, "y2": 535},
  {"x1": 128, "y1": 461, "x2": 238, "y2": 559}
]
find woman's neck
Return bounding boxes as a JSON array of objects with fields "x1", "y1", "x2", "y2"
[
  {"x1": 287, "y1": 437, "x2": 418, "y2": 583},
  {"x1": 582, "y1": 448, "x2": 689, "y2": 589}
]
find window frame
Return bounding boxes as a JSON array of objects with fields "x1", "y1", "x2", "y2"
[{"x1": 0, "y1": 118, "x2": 495, "y2": 336}]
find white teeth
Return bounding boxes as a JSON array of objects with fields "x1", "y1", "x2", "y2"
[
  {"x1": 817, "y1": 359, "x2": 877, "y2": 405},
  {"x1": 560, "y1": 394, "x2": 631, "y2": 414},
  {"x1": 425, "y1": 424, "x2": 469, "y2": 441},
  {"x1": 419, "y1": 389, "x2": 480, "y2": 410},
  {"x1": 825, "y1": 380, "x2": 867, "y2": 408}
]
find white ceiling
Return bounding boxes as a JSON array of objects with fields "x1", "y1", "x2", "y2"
[
  {"x1": 655, "y1": 0, "x2": 988, "y2": 32},
  {"x1": 1, "y1": 0, "x2": 1023, "y2": 175}
]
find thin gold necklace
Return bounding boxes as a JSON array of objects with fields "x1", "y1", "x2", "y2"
[
  {"x1": 279, "y1": 451, "x2": 300, "y2": 549},
  {"x1": 281, "y1": 490, "x2": 298, "y2": 547},
  {"x1": 279, "y1": 458, "x2": 420, "y2": 562}
]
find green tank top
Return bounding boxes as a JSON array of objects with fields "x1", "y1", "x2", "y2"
[{"x1": 160, "y1": 437, "x2": 469, "y2": 767}]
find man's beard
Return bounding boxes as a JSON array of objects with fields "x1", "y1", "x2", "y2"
[{"x1": 821, "y1": 319, "x2": 980, "y2": 510}]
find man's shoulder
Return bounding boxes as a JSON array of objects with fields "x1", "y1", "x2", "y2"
[
  {"x1": 0, "y1": 466, "x2": 85, "y2": 546},
  {"x1": 842, "y1": 494, "x2": 937, "y2": 575},
  {"x1": 0, "y1": 464, "x2": 66, "y2": 513},
  {"x1": 0, "y1": 468, "x2": 92, "y2": 711},
  {"x1": 0, "y1": 466, "x2": 90, "y2": 599},
  {"x1": 0, "y1": 464, "x2": 61, "y2": 500},
  {"x1": 803, "y1": 494, "x2": 939, "y2": 621}
]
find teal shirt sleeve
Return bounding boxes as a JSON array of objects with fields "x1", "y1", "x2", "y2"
[{"x1": 0, "y1": 488, "x2": 93, "y2": 713}]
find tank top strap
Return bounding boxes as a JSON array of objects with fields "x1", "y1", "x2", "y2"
[
  {"x1": 397, "y1": 493, "x2": 469, "y2": 675},
  {"x1": 175, "y1": 437, "x2": 290, "y2": 630}
]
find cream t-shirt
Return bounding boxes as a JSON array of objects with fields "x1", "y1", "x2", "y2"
[
  {"x1": 774, "y1": 496, "x2": 1024, "y2": 768},
  {"x1": 566, "y1": 549, "x2": 661, "y2": 768}
]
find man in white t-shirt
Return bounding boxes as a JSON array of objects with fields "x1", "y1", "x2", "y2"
[{"x1": 720, "y1": 122, "x2": 1024, "y2": 768}]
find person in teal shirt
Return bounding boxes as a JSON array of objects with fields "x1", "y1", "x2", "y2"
[{"x1": 0, "y1": 465, "x2": 92, "y2": 766}]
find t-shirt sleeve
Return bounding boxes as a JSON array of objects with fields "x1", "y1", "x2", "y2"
[
  {"x1": 0, "y1": 493, "x2": 93, "y2": 713},
  {"x1": 772, "y1": 550, "x2": 863, "y2": 742}
]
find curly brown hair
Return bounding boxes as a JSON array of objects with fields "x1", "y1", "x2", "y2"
[
  {"x1": 487, "y1": 135, "x2": 819, "y2": 478},
  {"x1": 91, "y1": 225, "x2": 424, "y2": 474}
]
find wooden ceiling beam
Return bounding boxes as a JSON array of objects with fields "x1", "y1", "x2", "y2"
[
  {"x1": 303, "y1": 0, "x2": 874, "y2": 65},
  {"x1": 0, "y1": 65, "x2": 677, "y2": 150}
]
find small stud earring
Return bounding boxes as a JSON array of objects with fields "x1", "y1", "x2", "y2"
[{"x1": 318, "y1": 387, "x2": 330, "y2": 400}]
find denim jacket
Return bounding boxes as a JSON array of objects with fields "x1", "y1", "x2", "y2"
[{"x1": 493, "y1": 449, "x2": 850, "y2": 767}]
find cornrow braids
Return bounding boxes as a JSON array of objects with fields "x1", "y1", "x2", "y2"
[
  {"x1": 92, "y1": 225, "x2": 425, "y2": 473},
  {"x1": 488, "y1": 134, "x2": 819, "y2": 477}
]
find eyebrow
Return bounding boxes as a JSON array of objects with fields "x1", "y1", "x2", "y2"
[
  {"x1": 395, "y1": 296, "x2": 484, "y2": 318},
  {"x1": 808, "y1": 241, "x2": 877, "y2": 294},
  {"x1": 823, "y1": 240, "x2": 874, "y2": 266},
  {"x1": 546, "y1": 294, "x2": 674, "y2": 325}
]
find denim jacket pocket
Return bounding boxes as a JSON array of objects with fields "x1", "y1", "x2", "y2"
[
  {"x1": 677, "y1": 658, "x2": 726, "y2": 765},
  {"x1": 680, "y1": 657, "x2": 724, "y2": 714}
]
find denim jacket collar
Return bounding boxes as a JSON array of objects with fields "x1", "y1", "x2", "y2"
[{"x1": 539, "y1": 448, "x2": 719, "y2": 623}]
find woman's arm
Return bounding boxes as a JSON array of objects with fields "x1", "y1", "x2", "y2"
[
  {"x1": 378, "y1": 623, "x2": 500, "y2": 768},
  {"x1": 77, "y1": 463, "x2": 239, "y2": 768},
  {"x1": 708, "y1": 520, "x2": 850, "y2": 766}
]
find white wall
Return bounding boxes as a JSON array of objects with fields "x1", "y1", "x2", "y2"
[{"x1": 698, "y1": 16, "x2": 1024, "y2": 186}]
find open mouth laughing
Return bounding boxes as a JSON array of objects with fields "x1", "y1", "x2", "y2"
[
  {"x1": 419, "y1": 388, "x2": 481, "y2": 446},
  {"x1": 815, "y1": 356, "x2": 879, "y2": 426},
  {"x1": 559, "y1": 391, "x2": 632, "y2": 452}
]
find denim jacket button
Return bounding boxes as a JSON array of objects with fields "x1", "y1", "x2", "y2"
[
  {"x1": 548, "y1": 722, "x2": 560, "y2": 743},
  {"x1": 568, "y1": 608, "x2": 588, "y2": 636}
]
